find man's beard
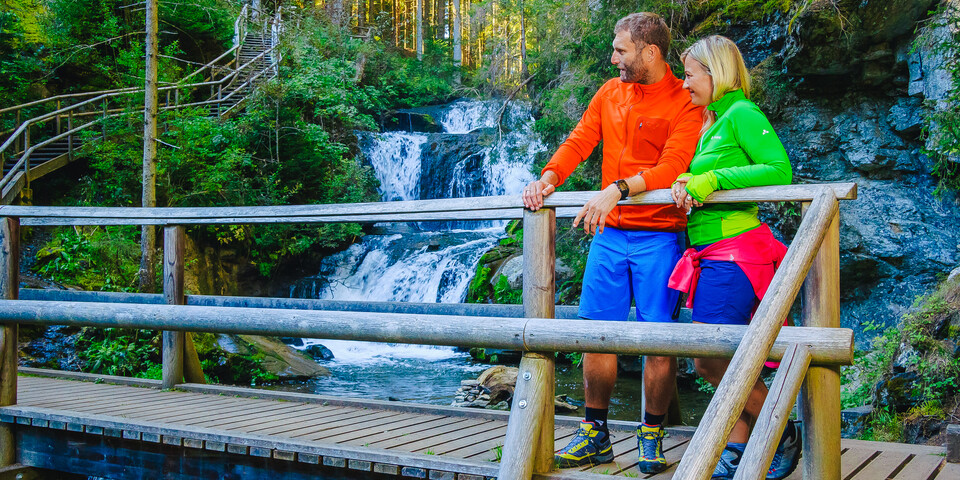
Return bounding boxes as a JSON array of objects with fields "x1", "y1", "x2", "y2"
[{"x1": 620, "y1": 59, "x2": 647, "y2": 83}]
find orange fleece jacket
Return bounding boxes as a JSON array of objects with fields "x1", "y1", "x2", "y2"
[{"x1": 542, "y1": 71, "x2": 703, "y2": 232}]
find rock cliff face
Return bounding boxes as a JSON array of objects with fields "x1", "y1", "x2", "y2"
[{"x1": 716, "y1": 0, "x2": 960, "y2": 339}]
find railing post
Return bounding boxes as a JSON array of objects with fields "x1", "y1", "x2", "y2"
[
  {"x1": 14, "y1": 111, "x2": 19, "y2": 153},
  {"x1": 55, "y1": 100, "x2": 61, "y2": 134},
  {"x1": 800, "y1": 201, "x2": 842, "y2": 480},
  {"x1": 0, "y1": 217, "x2": 19, "y2": 466},
  {"x1": 162, "y1": 225, "x2": 185, "y2": 389},
  {"x1": 67, "y1": 111, "x2": 73, "y2": 162},
  {"x1": 498, "y1": 207, "x2": 556, "y2": 480}
]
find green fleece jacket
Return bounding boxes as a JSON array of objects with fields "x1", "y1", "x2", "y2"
[{"x1": 680, "y1": 89, "x2": 792, "y2": 245}]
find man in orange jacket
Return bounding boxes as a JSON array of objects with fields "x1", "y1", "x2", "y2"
[{"x1": 522, "y1": 12, "x2": 702, "y2": 473}]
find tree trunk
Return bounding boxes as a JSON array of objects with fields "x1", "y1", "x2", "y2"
[
  {"x1": 328, "y1": 0, "x2": 345, "y2": 27},
  {"x1": 453, "y1": 0, "x2": 461, "y2": 82},
  {"x1": 520, "y1": 0, "x2": 529, "y2": 90},
  {"x1": 358, "y1": 0, "x2": 366, "y2": 27},
  {"x1": 139, "y1": 0, "x2": 159, "y2": 293},
  {"x1": 416, "y1": 0, "x2": 423, "y2": 59}
]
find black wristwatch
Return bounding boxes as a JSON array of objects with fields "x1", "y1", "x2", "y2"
[{"x1": 614, "y1": 179, "x2": 630, "y2": 200}]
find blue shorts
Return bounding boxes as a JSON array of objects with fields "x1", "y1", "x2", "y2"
[
  {"x1": 690, "y1": 251, "x2": 756, "y2": 325},
  {"x1": 578, "y1": 227, "x2": 682, "y2": 322}
]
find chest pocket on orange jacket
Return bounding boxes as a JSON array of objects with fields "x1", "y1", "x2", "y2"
[{"x1": 634, "y1": 116, "x2": 670, "y2": 157}]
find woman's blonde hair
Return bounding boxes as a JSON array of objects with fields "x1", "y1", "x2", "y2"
[{"x1": 681, "y1": 35, "x2": 751, "y2": 103}]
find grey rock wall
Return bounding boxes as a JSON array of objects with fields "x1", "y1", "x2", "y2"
[{"x1": 723, "y1": 0, "x2": 960, "y2": 342}]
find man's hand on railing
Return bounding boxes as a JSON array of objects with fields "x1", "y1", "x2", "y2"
[{"x1": 521, "y1": 171, "x2": 558, "y2": 211}]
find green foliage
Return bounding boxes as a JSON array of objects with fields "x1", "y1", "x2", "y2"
[
  {"x1": 33, "y1": 226, "x2": 142, "y2": 291},
  {"x1": 466, "y1": 264, "x2": 493, "y2": 303},
  {"x1": 915, "y1": 4, "x2": 960, "y2": 193},
  {"x1": 76, "y1": 328, "x2": 159, "y2": 377},
  {"x1": 695, "y1": 377, "x2": 717, "y2": 394},
  {"x1": 493, "y1": 274, "x2": 522, "y2": 304},
  {"x1": 0, "y1": 6, "x2": 45, "y2": 110},
  {"x1": 842, "y1": 277, "x2": 960, "y2": 441}
]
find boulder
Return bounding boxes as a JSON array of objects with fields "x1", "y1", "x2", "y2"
[
  {"x1": 304, "y1": 344, "x2": 335, "y2": 360},
  {"x1": 491, "y1": 254, "x2": 575, "y2": 290},
  {"x1": 841, "y1": 405, "x2": 874, "y2": 438},
  {"x1": 216, "y1": 334, "x2": 330, "y2": 380}
]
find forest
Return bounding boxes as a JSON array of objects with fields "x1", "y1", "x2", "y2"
[{"x1": 1, "y1": 0, "x2": 959, "y2": 448}]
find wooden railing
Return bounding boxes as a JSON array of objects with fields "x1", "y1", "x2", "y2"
[{"x1": 0, "y1": 183, "x2": 856, "y2": 479}]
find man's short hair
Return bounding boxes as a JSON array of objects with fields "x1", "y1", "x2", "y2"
[{"x1": 614, "y1": 12, "x2": 670, "y2": 60}]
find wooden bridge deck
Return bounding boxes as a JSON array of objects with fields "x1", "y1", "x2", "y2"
[{"x1": 1, "y1": 371, "x2": 955, "y2": 480}]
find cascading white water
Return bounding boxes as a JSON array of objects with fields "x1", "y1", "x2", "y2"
[{"x1": 287, "y1": 99, "x2": 545, "y2": 403}]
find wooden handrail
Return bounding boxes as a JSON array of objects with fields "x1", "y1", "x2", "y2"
[
  {"x1": 673, "y1": 189, "x2": 840, "y2": 479},
  {"x1": 0, "y1": 300, "x2": 853, "y2": 363},
  {"x1": 0, "y1": 183, "x2": 857, "y2": 226}
]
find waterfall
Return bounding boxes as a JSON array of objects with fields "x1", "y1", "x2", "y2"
[{"x1": 287, "y1": 99, "x2": 545, "y2": 402}]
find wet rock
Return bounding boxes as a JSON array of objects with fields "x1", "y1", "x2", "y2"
[
  {"x1": 949, "y1": 266, "x2": 960, "y2": 283},
  {"x1": 903, "y1": 415, "x2": 946, "y2": 444},
  {"x1": 841, "y1": 405, "x2": 874, "y2": 438},
  {"x1": 876, "y1": 371, "x2": 922, "y2": 412},
  {"x1": 783, "y1": 0, "x2": 937, "y2": 83},
  {"x1": 382, "y1": 111, "x2": 442, "y2": 133},
  {"x1": 887, "y1": 97, "x2": 924, "y2": 138},
  {"x1": 304, "y1": 344, "x2": 335, "y2": 360},
  {"x1": 280, "y1": 337, "x2": 304, "y2": 347}
]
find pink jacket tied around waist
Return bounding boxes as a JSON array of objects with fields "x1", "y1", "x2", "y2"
[{"x1": 668, "y1": 223, "x2": 788, "y2": 367}]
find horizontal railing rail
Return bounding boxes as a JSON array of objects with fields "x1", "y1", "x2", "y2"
[
  {"x1": 2, "y1": 297, "x2": 853, "y2": 365},
  {"x1": 0, "y1": 183, "x2": 856, "y2": 225}
]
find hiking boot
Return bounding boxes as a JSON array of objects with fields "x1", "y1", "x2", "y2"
[
  {"x1": 555, "y1": 420, "x2": 614, "y2": 468},
  {"x1": 636, "y1": 423, "x2": 667, "y2": 474},
  {"x1": 712, "y1": 443, "x2": 744, "y2": 479},
  {"x1": 767, "y1": 420, "x2": 802, "y2": 479}
]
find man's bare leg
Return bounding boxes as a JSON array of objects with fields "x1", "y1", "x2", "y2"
[
  {"x1": 643, "y1": 355, "x2": 677, "y2": 418},
  {"x1": 583, "y1": 352, "x2": 618, "y2": 408}
]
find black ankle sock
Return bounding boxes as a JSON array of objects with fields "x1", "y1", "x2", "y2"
[
  {"x1": 585, "y1": 407, "x2": 609, "y2": 431},
  {"x1": 643, "y1": 412, "x2": 665, "y2": 427}
]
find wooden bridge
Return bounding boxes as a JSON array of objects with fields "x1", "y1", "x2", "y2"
[{"x1": 0, "y1": 182, "x2": 954, "y2": 479}]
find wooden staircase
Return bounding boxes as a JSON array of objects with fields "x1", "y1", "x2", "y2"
[{"x1": 0, "y1": 24, "x2": 278, "y2": 205}]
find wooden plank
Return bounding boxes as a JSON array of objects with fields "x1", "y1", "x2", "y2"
[
  {"x1": 304, "y1": 412, "x2": 429, "y2": 442},
  {"x1": 287, "y1": 410, "x2": 421, "y2": 440},
  {"x1": 166, "y1": 401, "x2": 311, "y2": 428},
  {"x1": 675, "y1": 191, "x2": 840, "y2": 480},
  {"x1": 242, "y1": 405, "x2": 357, "y2": 435},
  {"x1": 891, "y1": 454, "x2": 944, "y2": 480},
  {"x1": 848, "y1": 451, "x2": 910, "y2": 480},
  {"x1": 270, "y1": 408, "x2": 402, "y2": 439},
  {"x1": 934, "y1": 461, "x2": 959, "y2": 480},
  {"x1": 434, "y1": 424, "x2": 509, "y2": 457},
  {"x1": 218, "y1": 404, "x2": 373, "y2": 432},
  {"x1": 390, "y1": 420, "x2": 505, "y2": 455},
  {"x1": 370, "y1": 418, "x2": 486, "y2": 449},
  {"x1": 0, "y1": 301, "x2": 854, "y2": 365},
  {"x1": 840, "y1": 447, "x2": 878, "y2": 479},
  {"x1": 337, "y1": 416, "x2": 462, "y2": 446}
]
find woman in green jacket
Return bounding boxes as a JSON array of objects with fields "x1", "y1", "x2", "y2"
[{"x1": 671, "y1": 35, "x2": 798, "y2": 480}]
